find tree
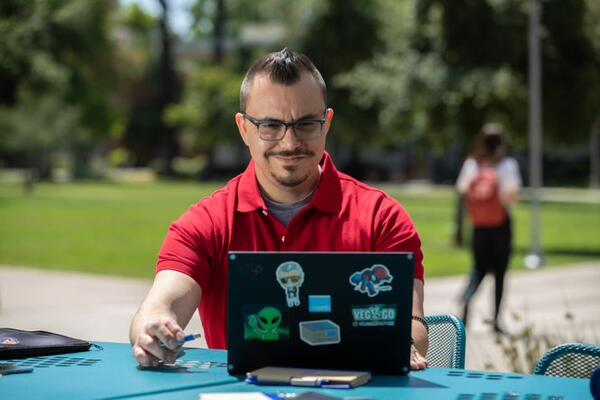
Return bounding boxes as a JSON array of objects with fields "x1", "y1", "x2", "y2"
[
  {"x1": 116, "y1": 3, "x2": 181, "y2": 170},
  {"x1": 166, "y1": 0, "x2": 323, "y2": 178},
  {"x1": 165, "y1": 65, "x2": 242, "y2": 152},
  {"x1": 338, "y1": 0, "x2": 600, "y2": 181},
  {"x1": 157, "y1": 0, "x2": 181, "y2": 175},
  {"x1": 300, "y1": 0, "x2": 384, "y2": 178},
  {"x1": 338, "y1": 0, "x2": 527, "y2": 151},
  {"x1": 0, "y1": 0, "x2": 118, "y2": 187},
  {"x1": 115, "y1": 4, "x2": 163, "y2": 167},
  {"x1": 583, "y1": 0, "x2": 600, "y2": 187}
]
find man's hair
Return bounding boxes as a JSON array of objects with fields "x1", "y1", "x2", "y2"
[{"x1": 240, "y1": 48, "x2": 327, "y2": 112}]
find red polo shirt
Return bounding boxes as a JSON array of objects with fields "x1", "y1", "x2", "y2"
[{"x1": 157, "y1": 152, "x2": 424, "y2": 349}]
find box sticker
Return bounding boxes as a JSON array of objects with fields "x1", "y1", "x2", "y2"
[
  {"x1": 299, "y1": 320, "x2": 341, "y2": 346},
  {"x1": 275, "y1": 261, "x2": 305, "y2": 307},
  {"x1": 308, "y1": 295, "x2": 332, "y2": 313},
  {"x1": 349, "y1": 264, "x2": 393, "y2": 297},
  {"x1": 244, "y1": 305, "x2": 290, "y2": 341},
  {"x1": 351, "y1": 304, "x2": 397, "y2": 327}
]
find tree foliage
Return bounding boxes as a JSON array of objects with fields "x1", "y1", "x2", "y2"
[
  {"x1": 189, "y1": 0, "x2": 320, "y2": 47},
  {"x1": 300, "y1": 0, "x2": 382, "y2": 148},
  {"x1": 338, "y1": 0, "x2": 600, "y2": 153},
  {"x1": 167, "y1": 0, "x2": 323, "y2": 160},
  {"x1": 165, "y1": 65, "x2": 242, "y2": 152},
  {"x1": 2, "y1": 0, "x2": 597, "y2": 184},
  {"x1": 0, "y1": 0, "x2": 117, "y2": 174}
]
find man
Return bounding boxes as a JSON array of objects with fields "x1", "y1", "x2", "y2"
[{"x1": 130, "y1": 48, "x2": 429, "y2": 370}]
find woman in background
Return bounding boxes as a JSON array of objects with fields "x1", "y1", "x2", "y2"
[{"x1": 456, "y1": 123, "x2": 521, "y2": 334}]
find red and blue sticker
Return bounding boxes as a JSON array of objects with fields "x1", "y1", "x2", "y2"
[{"x1": 349, "y1": 264, "x2": 393, "y2": 297}]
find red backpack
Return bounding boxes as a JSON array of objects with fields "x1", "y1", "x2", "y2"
[{"x1": 466, "y1": 167, "x2": 507, "y2": 227}]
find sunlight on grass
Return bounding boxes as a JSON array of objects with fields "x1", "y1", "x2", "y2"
[{"x1": 1, "y1": 182, "x2": 598, "y2": 279}]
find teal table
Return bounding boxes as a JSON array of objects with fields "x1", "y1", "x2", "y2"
[
  {"x1": 0, "y1": 342, "x2": 592, "y2": 399},
  {"x1": 0, "y1": 342, "x2": 237, "y2": 400},
  {"x1": 144, "y1": 367, "x2": 593, "y2": 400}
]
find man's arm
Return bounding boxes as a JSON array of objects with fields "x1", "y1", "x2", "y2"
[
  {"x1": 372, "y1": 197, "x2": 428, "y2": 369},
  {"x1": 411, "y1": 278, "x2": 428, "y2": 370},
  {"x1": 130, "y1": 270, "x2": 201, "y2": 366}
]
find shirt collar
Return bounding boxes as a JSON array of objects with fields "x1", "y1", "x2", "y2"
[
  {"x1": 236, "y1": 151, "x2": 342, "y2": 214},
  {"x1": 237, "y1": 160, "x2": 267, "y2": 212},
  {"x1": 311, "y1": 151, "x2": 342, "y2": 213}
]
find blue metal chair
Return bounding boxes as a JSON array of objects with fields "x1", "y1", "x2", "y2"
[
  {"x1": 533, "y1": 343, "x2": 600, "y2": 378},
  {"x1": 424, "y1": 314, "x2": 466, "y2": 369}
]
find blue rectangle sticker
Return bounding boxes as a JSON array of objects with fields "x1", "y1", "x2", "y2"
[{"x1": 308, "y1": 295, "x2": 332, "y2": 313}]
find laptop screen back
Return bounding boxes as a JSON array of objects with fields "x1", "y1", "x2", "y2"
[{"x1": 227, "y1": 252, "x2": 415, "y2": 375}]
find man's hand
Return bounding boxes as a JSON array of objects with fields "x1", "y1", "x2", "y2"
[
  {"x1": 410, "y1": 280, "x2": 428, "y2": 370},
  {"x1": 132, "y1": 316, "x2": 185, "y2": 367},
  {"x1": 410, "y1": 344, "x2": 428, "y2": 370},
  {"x1": 130, "y1": 271, "x2": 202, "y2": 367}
]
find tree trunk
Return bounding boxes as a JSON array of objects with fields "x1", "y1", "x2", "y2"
[
  {"x1": 23, "y1": 150, "x2": 36, "y2": 195},
  {"x1": 157, "y1": 0, "x2": 179, "y2": 176},
  {"x1": 212, "y1": 0, "x2": 226, "y2": 64},
  {"x1": 590, "y1": 117, "x2": 600, "y2": 188}
]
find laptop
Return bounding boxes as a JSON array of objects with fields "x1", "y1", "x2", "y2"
[{"x1": 227, "y1": 251, "x2": 415, "y2": 375}]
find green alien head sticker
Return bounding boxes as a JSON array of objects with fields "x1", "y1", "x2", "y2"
[{"x1": 244, "y1": 305, "x2": 290, "y2": 341}]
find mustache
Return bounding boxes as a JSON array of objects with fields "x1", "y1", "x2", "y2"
[{"x1": 265, "y1": 148, "x2": 315, "y2": 158}]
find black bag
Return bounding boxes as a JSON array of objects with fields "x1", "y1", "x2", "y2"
[{"x1": 0, "y1": 328, "x2": 92, "y2": 359}]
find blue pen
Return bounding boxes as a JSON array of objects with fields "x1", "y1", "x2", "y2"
[
  {"x1": 160, "y1": 333, "x2": 202, "y2": 348},
  {"x1": 177, "y1": 333, "x2": 202, "y2": 345}
]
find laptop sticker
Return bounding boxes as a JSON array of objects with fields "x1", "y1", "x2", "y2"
[
  {"x1": 275, "y1": 261, "x2": 305, "y2": 307},
  {"x1": 308, "y1": 295, "x2": 332, "y2": 313},
  {"x1": 349, "y1": 264, "x2": 393, "y2": 297},
  {"x1": 0, "y1": 337, "x2": 19, "y2": 346},
  {"x1": 299, "y1": 320, "x2": 341, "y2": 346},
  {"x1": 351, "y1": 304, "x2": 397, "y2": 327},
  {"x1": 250, "y1": 265, "x2": 264, "y2": 276},
  {"x1": 244, "y1": 305, "x2": 290, "y2": 341}
]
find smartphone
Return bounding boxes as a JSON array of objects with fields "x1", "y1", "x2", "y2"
[{"x1": 0, "y1": 364, "x2": 34, "y2": 376}]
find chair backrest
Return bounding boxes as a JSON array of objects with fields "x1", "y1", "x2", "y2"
[
  {"x1": 425, "y1": 314, "x2": 466, "y2": 369},
  {"x1": 533, "y1": 343, "x2": 600, "y2": 378}
]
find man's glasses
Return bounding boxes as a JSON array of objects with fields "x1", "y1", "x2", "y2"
[{"x1": 242, "y1": 112, "x2": 326, "y2": 142}]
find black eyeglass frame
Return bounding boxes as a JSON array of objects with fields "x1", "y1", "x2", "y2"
[{"x1": 242, "y1": 111, "x2": 327, "y2": 142}]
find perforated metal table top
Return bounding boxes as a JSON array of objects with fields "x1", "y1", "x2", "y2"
[
  {"x1": 0, "y1": 342, "x2": 592, "y2": 400},
  {"x1": 0, "y1": 342, "x2": 235, "y2": 400},
  {"x1": 146, "y1": 368, "x2": 593, "y2": 400}
]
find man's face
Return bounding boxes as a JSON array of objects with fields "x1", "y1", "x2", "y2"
[{"x1": 235, "y1": 72, "x2": 333, "y2": 189}]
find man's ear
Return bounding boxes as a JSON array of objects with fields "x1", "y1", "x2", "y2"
[
  {"x1": 235, "y1": 112, "x2": 250, "y2": 146},
  {"x1": 322, "y1": 108, "x2": 334, "y2": 137}
]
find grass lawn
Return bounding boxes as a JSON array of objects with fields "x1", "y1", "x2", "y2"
[{"x1": 1, "y1": 181, "x2": 599, "y2": 279}]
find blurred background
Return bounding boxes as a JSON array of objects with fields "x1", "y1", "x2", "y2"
[
  {"x1": 1, "y1": 0, "x2": 599, "y2": 373},
  {"x1": 0, "y1": 0, "x2": 599, "y2": 277}
]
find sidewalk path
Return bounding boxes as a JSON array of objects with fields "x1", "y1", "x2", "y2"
[
  {"x1": 1, "y1": 262, "x2": 599, "y2": 372},
  {"x1": 0, "y1": 268, "x2": 205, "y2": 347},
  {"x1": 424, "y1": 262, "x2": 600, "y2": 371}
]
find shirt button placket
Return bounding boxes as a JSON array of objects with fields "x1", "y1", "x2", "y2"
[{"x1": 281, "y1": 233, "x2": 288, "y2": 250}]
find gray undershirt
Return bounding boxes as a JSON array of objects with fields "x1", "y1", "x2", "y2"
[
  {"x1": 261, "y1": 165, "x2": 322, "y2": 227},
  {"x1": 262, "y1": 190, "x2": 315, "y2": 227}
]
